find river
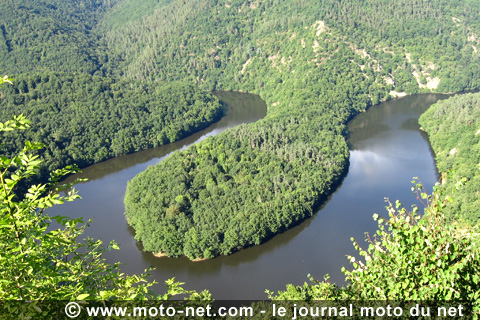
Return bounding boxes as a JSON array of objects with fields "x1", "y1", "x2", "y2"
[{"x1": 49, "y1": 92, "x2": 450, "y2": 300}]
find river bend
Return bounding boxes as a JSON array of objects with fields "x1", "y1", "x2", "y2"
[{"x1": 49, "y1": 92, "x2": 448, "y2": 299}]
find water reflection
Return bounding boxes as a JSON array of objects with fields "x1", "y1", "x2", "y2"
[{"x1": 49, "y1": 92, "x2": 450, "y2": 300}]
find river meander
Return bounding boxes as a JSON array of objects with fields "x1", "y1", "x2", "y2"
[{"x1": 49, "y1": 92, "x2": 450, "y2": 299}]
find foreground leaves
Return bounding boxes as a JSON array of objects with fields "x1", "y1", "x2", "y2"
[
  {"x1": 0, "y1": 106, "x2": 210, "y2": 318},
  {"x1": 270, "y1": 179, "x2": 480, "y2": 316}
]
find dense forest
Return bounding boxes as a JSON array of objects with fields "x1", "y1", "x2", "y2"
[
  {"x1": 419, "y1": 92, "x2": 480, "y2": 225},
  {"x1": 120, "y1": 0, "x2": 480, "y2": 259},
  {"x1": 0, "y1": 0, "x2": 106, "y2": 75},
  {"x1": 100, "y1": 0, "x2": 480, "y2": 93},
  {"x1": 0, "y1": 0, "x2": 223, "y2": 178},
  {"x1": 0, "y1": 73, "x2": 222, "y2": 178},
  {"x1": 1, "y1": 0, "x2": 480, "y2": 308},
  {"x1": 269, "y1": 93, "x2": 480, "y2": 306}
]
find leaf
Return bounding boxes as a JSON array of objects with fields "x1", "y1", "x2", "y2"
[
  {"x1": 110, "y1": 242, "x2": 120, "y2": 250},
  {"x1": 76, "y1": 293, "x2": 90, "y2": 300}
]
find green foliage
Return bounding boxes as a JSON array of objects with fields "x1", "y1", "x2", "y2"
[
  {"x1": 3, "y1": 0, "x2": 480, "y2": 304},
  {"x1": 419, "y1": 93, "x2": 480, "y2": 225},
  {"x1": 344, "y1": 183, "x2": 479, "y2": 303},
  {"x1": 121, "y1": 0, "x2": 480, "y2": 259},
  {"x1": 125, "y1": 126, "x2": 348, "y2": 259},
  {"x1": 0, "y1": 114, "x2": 154, "y2": 301},
  {"x1": 269, "y1": 181, "x2": 480, "y2": 314},
  {"x1": 101, "y1": 0, "x2": 480, "y2": 93},
  {"x1": 101, "y1": 0, "x2": 171, "y2": 29},
  {"x1": 0, "y1": 73, "x2": 222, "y2": 178},
  {"x1": 0, "y1": 77, "x2": 211, "y2": 317},
  {"x1": 0, "y1": 0, "x2": 105, "y2": 75}
]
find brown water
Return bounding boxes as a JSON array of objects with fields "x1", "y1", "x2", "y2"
[{"x1": 49, "y1": 92, "x2": 449, "y2": 299}]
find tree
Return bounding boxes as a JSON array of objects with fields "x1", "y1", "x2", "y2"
[{"x1": 0, "y1": 76, "x2": 209, "y2": 318}]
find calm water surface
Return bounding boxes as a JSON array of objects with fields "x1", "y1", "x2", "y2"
[{"x1": 50, "y1": 92, "x2": 450, "y2": 299}]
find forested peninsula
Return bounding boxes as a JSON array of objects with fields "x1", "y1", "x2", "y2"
[
  {"x1": 1, "y1": 0, "x2": 480, "y2": 311},
  {"x1": 120, "y1": 0, "x2": 480, "y2": 259},
  {"x1": 1, "y1": 0, "x2": 480, "y2": 260}
]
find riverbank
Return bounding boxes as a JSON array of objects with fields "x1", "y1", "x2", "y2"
[{"x1": 49, "y1": 92, "x2": 444, "y2": 298}]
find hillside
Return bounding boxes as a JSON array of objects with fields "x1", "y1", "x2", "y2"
[
  {"x1": 102, "y1": 0, "x2": 480, "y2": 94},
  {"x1": 1, "y1": 0, "x2": 480, "y2": 308},
  {"x1": 0, "y1": 73, "x2": 222, "y2": 177},
  {"x1": 0, "y1": 0, "x2": 106, "y2": 75},
  {"x1": 1, "y1": 0, "x2": 480, "y2": 259},
  {"x1": 0, "y1": 1, "x2": 224, "y2": 176},
  {"x1": 419, "y1": 92, "x2": 480, "y2": 225},
  {"x1": 119, "y1": 0, "x2": 480, "y2": 259}
]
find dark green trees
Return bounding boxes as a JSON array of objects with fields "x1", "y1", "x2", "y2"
[
  {"x1": 0, "y1": 73, "x2": 222, "y2": 178},
  {"x1": 419, "y1": 92, "x2": 480, "y2": 225},
  {"x1": 123, "y1": 0, "x2": 480, "y2": 259},
  {"x1": 125, "y1": 128, "x2": 348, "y2": 259}
]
